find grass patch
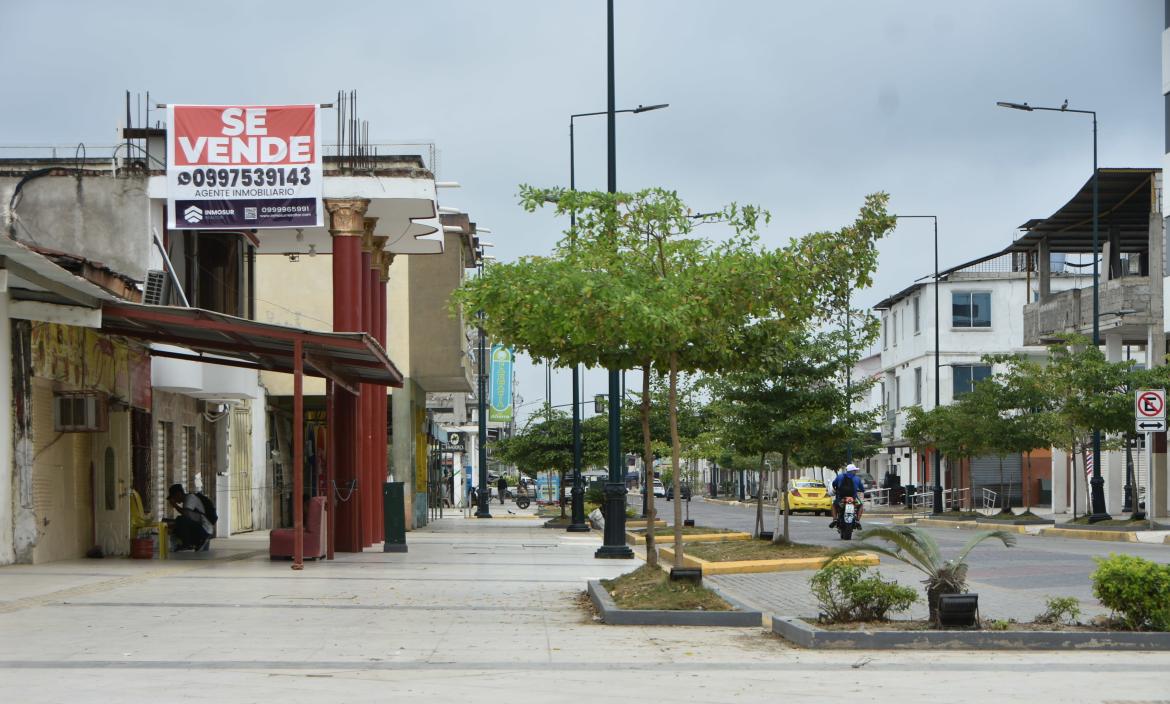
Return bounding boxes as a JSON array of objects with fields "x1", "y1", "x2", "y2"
[
  {"x1": 931, "y1": 511, "x2": 981, "y2": 520},
  {"x1": 683, "y1": 540, "x2": 833, "y2": 562},
  {"x1": 1066, "y1": 516, "x2": 1167, "y2": 528},
  {"x1": 978, "y1": 510, "x2": 1048, "y2": 522},
  {"x1": 601, "y1": 564, "x2": 731, "y2": 611},
  {"x1": 633, "y1": 525, "x2": 735, "y2": 537}
]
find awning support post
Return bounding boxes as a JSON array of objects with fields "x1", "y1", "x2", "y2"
[{"x1": 293, "y1": 338, "x2": 305, "y2": 570}]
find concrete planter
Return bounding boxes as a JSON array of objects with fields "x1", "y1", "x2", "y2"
[
  {"x1": 772, "y1": 616, "x2": 1170, "y2": 651},
  {"x1": 587, "y1": 580, "x2": 762, "y2": 627}
]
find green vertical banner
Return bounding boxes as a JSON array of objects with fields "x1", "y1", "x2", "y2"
[{"x1": 488, "y1": 343, "x2": 514, "y2": 422}]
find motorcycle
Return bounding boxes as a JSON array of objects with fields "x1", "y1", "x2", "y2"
[{"x1": 837, "y1": 496, "x2": 861, "y2": 540}]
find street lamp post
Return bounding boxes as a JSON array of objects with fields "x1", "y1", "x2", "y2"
[
  {"x1": 894, "y1": 215, "x2": 943, "y2": 514},
  {"x1": 996, "y1": 100, "x2": 1109, "y2": 521},
  {"x1": 475, "y1": 249, "x2": 492, "y2": 518},
  {"x1": 567, "y1": 100, "x2": 667, "y2": 537}
]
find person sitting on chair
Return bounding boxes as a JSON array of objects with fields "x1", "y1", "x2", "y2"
[{"x1": 165, "y1": 483, "x2": 212, "y2": 551}]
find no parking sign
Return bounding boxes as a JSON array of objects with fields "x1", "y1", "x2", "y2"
[{"x1": 1135, "y1": 388, "x2": 1166, "y2": 433}]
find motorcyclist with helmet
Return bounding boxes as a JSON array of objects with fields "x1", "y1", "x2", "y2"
[{"x1": 829, "y1": 464, "x2": 865, "y2": 530}]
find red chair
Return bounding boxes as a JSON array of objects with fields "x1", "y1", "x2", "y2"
[{"x1": 270, "y1": 496, "x2": 327, "y2": 560}]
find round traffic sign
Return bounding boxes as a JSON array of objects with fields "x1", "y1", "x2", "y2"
[{"x1": 1137, "y1": 391, "x2": 1165, "y2": 418}]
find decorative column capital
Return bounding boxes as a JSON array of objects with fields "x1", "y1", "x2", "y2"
[
  {"x1": 379, "y1": 252, "x2": 395, "y2": 283},
  {"x1": 325, "y1": 198, "x2": 370, "y2": 237},
  {"x1": 361, "y1": 217, "x2": 379, "y2": 252},
  {"x1": 370, "y1": 236, "x2": 389, "y2": 270}
]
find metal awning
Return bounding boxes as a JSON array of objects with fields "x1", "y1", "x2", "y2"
[
  {"x1": 100, "y1": 302, "x2": 403, "y2": 392},
  {"x1": 1007, "y1": 168, "x2": 1159, "y2": 253}
]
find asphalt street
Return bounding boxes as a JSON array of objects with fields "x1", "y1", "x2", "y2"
[{"x1": 640, "y1": 495, "x2": 1170, "y2": 611}]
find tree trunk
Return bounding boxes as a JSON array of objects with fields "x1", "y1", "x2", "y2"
[
  {"x1": 668, "y1": 353, "x2": 685, "y2": 568},
  {"x1": 774, "y1": 453, "x2": 791, "y2": 544},
  {"x1": 1023, "y1": 450, "x2": 1031, "y2": 511},
  {"x1": 998, "y1": 455, "x2": 1007, "y2": 512},
  {"x1": 754, "y1": 453, "x2": 766, "y2": 538},
  {"x1": 641, "y1": 363, "x2": 657, "y2": 568}
]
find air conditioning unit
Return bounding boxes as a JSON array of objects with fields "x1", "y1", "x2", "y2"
[
  {"x1": 143, "y1": 269, "x2": 169, "y2": 305},
  {"x1": 53, "y1": 392, "x2": 108, "y2": 432}
]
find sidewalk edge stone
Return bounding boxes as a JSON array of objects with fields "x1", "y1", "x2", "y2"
[{"x1": 771, "y1": 616, "x2": 1170, "y2": 650}]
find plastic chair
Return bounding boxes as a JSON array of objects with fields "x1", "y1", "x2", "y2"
[{"x1": 129, "y1": 489, "x2": 168, "y2": 559}]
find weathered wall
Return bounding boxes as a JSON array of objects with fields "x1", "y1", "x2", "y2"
[{"x1": 0, "y1": 173, "x2": 152, "y2": 282}]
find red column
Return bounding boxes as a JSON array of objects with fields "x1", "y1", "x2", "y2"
[
  {"x1": 360, "y1": 240, "x2": 374, "y2": 547},
  {"x1": 366, "y1": 260, "x2": 380, "y2": 543},
  {"x1": 326, "y1": 198, "x2": 368, "y2": 553},
  {"x1": 375, "y1": 249, "x2": 390, "y2": 534},
  {"x1": 292, "y1": 338, "x2": 304, "y2": 570}
]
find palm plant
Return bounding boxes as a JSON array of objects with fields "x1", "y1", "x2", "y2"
[{"x1": 827, "y1": 525, "x2": 1016, "y2": 624}]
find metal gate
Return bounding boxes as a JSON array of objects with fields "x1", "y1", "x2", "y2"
[
  {"x1": 230, "y1": 405, "x2": 254, "y2": 532},
  {"x1": 969, "y1": 454, "x2": 1023, "y2": 506}
]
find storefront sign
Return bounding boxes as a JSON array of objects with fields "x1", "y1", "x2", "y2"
[
  {"x1": 166, "y1": 104, "x2": 322, "y2": 229},
  {"x1": 488, "y1": 344, "x2": 514, "y2": 422}
]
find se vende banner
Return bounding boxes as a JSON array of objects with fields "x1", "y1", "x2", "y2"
[{"x1": 166, "y1": 104, "x2": 323, "y2": 229}]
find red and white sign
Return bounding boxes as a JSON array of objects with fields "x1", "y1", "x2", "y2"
[
  {"x1": 1135, "y1": 389, "x2": 1166, "y2": 420},
  {"x1": 166, "y1": 104, "x2": 322, "y2": 230}
]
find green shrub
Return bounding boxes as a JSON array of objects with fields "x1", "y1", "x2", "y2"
[
  {"x1": 1091, "y1": 554, "x2": 1170, "y2": 631},
  {"x1": 1035, "y1": 596, "x2": 1082, "y2": 626},
  {"x1": 810, "y1": 563, "x2": 917, "y2": 623},
  {"x1": 584, "y1": 484, "x2": 605, "y2": 507}
]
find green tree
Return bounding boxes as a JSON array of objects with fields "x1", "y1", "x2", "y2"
[
  {"x1": 492, "y1": 405, "x2": 607, "y2": 517},
  {"x1": 455, "y1": 187, "x2": 894, "y2": 570}
]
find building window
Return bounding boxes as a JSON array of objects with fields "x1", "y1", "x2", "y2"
[
  {"x1": 952, "y1": 364, "x2": 992, "y2": 397},
  {"x1": 913, "y1": 297, "x2": 920, "y2": 334},
  {"x1": 894, "y1": 375, "x2": 902, "y2": 409},
  {"x1": 952, "y1": 291, "x2": 991, "y2": 328},
  {"x1": 914, "y1": 367, "x2": 922, "y2": 405},
  {"x1": 883, "y1": 316, "x2": 889, "y2": 349},
  {"x1": 892, "y1": 312, "x2": 898, "y2": 346}
]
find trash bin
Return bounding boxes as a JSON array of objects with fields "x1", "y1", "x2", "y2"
[
  {"x1": 904, "y1": 484, "x2": 916, "y2": 509},
  {"x1": 383, "y1": 482, "x2": 408, "y2": 553}
]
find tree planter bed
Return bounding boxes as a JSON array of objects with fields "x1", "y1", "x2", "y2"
[
  {"x1": 586, "y1": 580, "x2": 762, "y2": 627},
  {"x1": 772, "y1": 616, "x2": 1170, "y2": 650}
]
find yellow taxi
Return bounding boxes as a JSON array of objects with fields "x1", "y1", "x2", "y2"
[{"x1": 786, "y1": 478, "x2": 832, "y2": 515}]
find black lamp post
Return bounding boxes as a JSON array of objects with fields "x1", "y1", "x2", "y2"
[
  {"x1": 566, "y1": 104, "x2": 667, "y2": 533},
  {"x1": 996, "y1": 100, "x2": 1109, "y2": 521},
  {"x1": 894, "y1": 215, "x2": 942, "y2": 514},
  {"x1": 597, "y1": 0, "x2": 634, "y2": 558},
  {"x1": 474, "y1": 248, "x2": 492, "y2": 518}
]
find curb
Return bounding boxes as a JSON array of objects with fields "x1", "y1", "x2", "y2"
[
  {"x1": 586, "y1": 580, "x2": 762, "y2": 627},
  {"x1": 771, "y1": 616, "x2": 1170, "y2": 650},
  {"x1": 1039, "y1": 527, "x2": 1139, "y2": 542},
  {"x1": 914, "y1": 518, "x2": 1034, "y2": 534},
  {"x1": 625, "y1": 531, "x2": 751, "y2": 546},
  {"x1": 461, "y1": 515, "x2": 541, "y2": 521},
  {"x1": 657, "y1": 546, "x2": 878, "y2": 575}
]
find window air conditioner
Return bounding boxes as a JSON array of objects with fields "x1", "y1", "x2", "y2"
[{"x1": 53, "y1": 392, "x2": 108, "y2": 432}]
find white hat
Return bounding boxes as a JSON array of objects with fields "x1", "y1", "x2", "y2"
[{"x1": 846, "y1": 464, "x2": 859, "y2": 473}]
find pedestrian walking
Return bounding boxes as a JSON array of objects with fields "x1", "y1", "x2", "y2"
[{"x1": 497, "y1": 475, "x2": 507, "y2": 505}]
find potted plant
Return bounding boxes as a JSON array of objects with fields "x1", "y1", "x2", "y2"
[{"x1": 827, "y1": 525, "x2": 1016, "y2": 625}]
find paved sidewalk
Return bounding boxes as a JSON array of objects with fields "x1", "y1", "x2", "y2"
[{"x1": 1, "y1": 516, "x2": 1168, "y2": 703}]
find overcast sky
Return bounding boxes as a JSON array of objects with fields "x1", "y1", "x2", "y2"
[{"x1": 0, "y1": 0, "x2": 1161, "y2": 423}]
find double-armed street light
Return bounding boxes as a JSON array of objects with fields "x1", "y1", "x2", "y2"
[
  {"x1": 474, "y1": 246, "x2": 496, "y2": 518},
  {"x1": 566, "y1": 100, "x2": 667, "y2": 536},
  {"x1": 893, "y1": 215, "x2": 942, "y2": 515},
  {"x1": 996, "y1": 100, "x2": 1109, "y2": 521}
]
